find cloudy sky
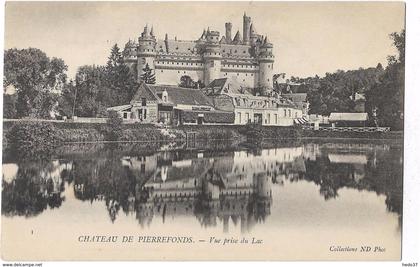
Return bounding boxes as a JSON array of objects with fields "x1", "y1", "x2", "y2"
[{"x1": 5, "y1": 1, "x2": 405, "y2": 79}]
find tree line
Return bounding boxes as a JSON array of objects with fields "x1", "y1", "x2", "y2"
[
  {"x1": 4, "y1": 44, "x2": 139, "y2": 119},
  {"x1": 273, "y1": 30, "x2": 404, "y2": 130}
]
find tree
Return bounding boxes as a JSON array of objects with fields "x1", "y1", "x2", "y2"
[
  {"x1": 106, "y1": 44, "x2": 123, "y2": 69},
  {"x1": 103, "y1": 44, "x2": 138, "y2": 106},
  {"x1": 57, "y1": 65, "x2": 107, "y2": 118},
  {"x1": 366, "y1": 30, "x2": 405, "y2": 130},
  {"x1": 306, "y1": 67, "x2": 383, "y2": 115},
  {"x1": 140, "y1": 63, "x2": 156, "y2": 84},
  {"x1": 57, "y1": 44, "x2": 139, "y2": 118},
  {"x1": 4, "y1": 48, "x2": 67, "y2": 118},
  {"x1": 3, "y1": 94, "x2": 17, "y2": 118},
  {"x1": 179, "y1": 75, "x2": 204, "y2": 89},
  {"x1": 179, "y1": 75, "x2": 195, "y2": 88}
]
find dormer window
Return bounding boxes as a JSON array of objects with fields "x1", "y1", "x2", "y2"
[{"x1": 162, "y1": 90, "x2": 168, "y2": 103}]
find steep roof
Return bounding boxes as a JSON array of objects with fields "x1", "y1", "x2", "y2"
[
  {"x1": 148, "y1": 85, "x2": 214, "y2": 106},
  {"x1": 156, "y1": 39, "x2": 197, "y2": 54},
  {"x1": 329, "y1": 112, "x2": 368, "y2": 122},
  {"x1": 131, "y1": 82, "x2": 160, "y2": 103},
  {"x1": 205, "y1": 77, "x2": 244, "y2": 95}
]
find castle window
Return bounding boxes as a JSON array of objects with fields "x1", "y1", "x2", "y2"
[
  {"x1": 237, "y1": 73, "x2": 239, "y2": 76},
  {"x1": 161, "y1": 70, "x2": 163, "y2": 72},
  {"x1": 234, "y1": 50, "x2": 237, "y2": 53},
  {"x1": 251, "y1": 74, "x2": 253, "y2": 76},
  {"x1": 176, "y1": 47, "x2": 179, "y2": 50}
]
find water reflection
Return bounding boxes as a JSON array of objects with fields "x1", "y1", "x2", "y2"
[{"x1": 2, "y1": 141, "x2": 402, "y2": 233}]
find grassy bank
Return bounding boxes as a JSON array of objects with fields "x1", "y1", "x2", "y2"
[
  {"x1": 2, "y1": 121, "x2": 402, "y2": 151},
  {"x1": 301, "y1": 129, "x2": 403, "y2": 140}
]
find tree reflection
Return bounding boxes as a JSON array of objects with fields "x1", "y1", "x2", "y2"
[
  {"x1": 2, "y1": 160, "x2": 67, "y2": 217},
  {"x1": 2, "y1": 142, "x2": 403, "y2": 230}
]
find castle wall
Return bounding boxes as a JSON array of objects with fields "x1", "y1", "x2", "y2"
[
  {"x1": 221, "y1": 68, "x2": 259, "y2": 88},
  {"x1": 155, "y1": 66, "x2": 204, "y2": 86}
]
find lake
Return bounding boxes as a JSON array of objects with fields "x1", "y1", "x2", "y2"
[{"x1": 1, "y1": 139, "x2": 403, "y2": 260}]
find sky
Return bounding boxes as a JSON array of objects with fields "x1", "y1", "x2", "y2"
[{"x1": 4, "y1": 1, "x2": 405, "y2": 80}]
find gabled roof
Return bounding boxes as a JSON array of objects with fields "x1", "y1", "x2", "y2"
[
  {"x1": 131, "y1": 82, "x2": 160, "y2": 103},
  {"x1": 205, "y1": 77, "x2": 245, "y2": 95},
  {"x1": 148, "y1": 85, "x2": 214, "y2": 106},
  {"x1": 329, "y1": 113, "x2": 368, "y2": 122}
]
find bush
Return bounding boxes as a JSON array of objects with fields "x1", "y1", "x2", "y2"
[
  {"x1": 101, "y1": 111, "x2": 124, "y2": 141},
  {"x1": 7, "y1": 122, "x2": 62, "y2": 159}
]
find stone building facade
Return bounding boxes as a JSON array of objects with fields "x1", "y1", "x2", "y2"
[{"x1": 123, "y1": 13, "x2": 274, "y2": 92}]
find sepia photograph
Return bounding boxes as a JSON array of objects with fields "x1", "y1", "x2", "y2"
[{"x1": 1, "y1": 0, "x2": 416, "y2": 264}]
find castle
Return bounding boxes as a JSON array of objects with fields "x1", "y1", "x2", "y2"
[{"x1": 123, "y1": 13, "x2": 275, "y2": 95}]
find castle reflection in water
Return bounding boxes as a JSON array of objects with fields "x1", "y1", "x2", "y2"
[{"x1": 2, "y1": 141, "x2": 402, "y2": 233}]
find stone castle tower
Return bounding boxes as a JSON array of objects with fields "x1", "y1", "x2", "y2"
[{"x1": 123, "y1": 13, "x2": 275, "y2": 94}]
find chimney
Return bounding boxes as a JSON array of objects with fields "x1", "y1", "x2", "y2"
[
  {"x1": 243, "y1": 13, "x2": 251, "y2": 45},
  {"x1": 225, "y1": 22, "x2": 232, "y2": 43}
]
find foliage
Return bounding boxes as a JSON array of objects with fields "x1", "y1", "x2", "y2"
[
  {"x1": 3, "y1": 94, "x2": 17, "y2": 118},
  {"x1": 282, "y1": 29, "x2": 404, "y2": 130},
  {"x1": 365, "y1": 30, "x2": 405, "y2": 130},
  {"x1": 1, "y1": 161, "x2": 65, "y2": 217},
  {"x1": 57, "y1": 44, "x2": 138, "y2": 118},
  {"x1": 101, "y1": 111, "x2": 124, "y2": 141},
  {"x1": 140, "y1": 63, "x2": 156, "y2": 84},
  {"x1": 7, "y1": 122, "x2": 63, "y2": 159},
  {"x1": 4, "y1": 48, "x2": 67, "y2": 118},
  {"x1": 179, "y1": 75, "x2": 205, "y2": 89},
  {"x1": 305, "y1": 67, "x2": 383, "y2": 116}
]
